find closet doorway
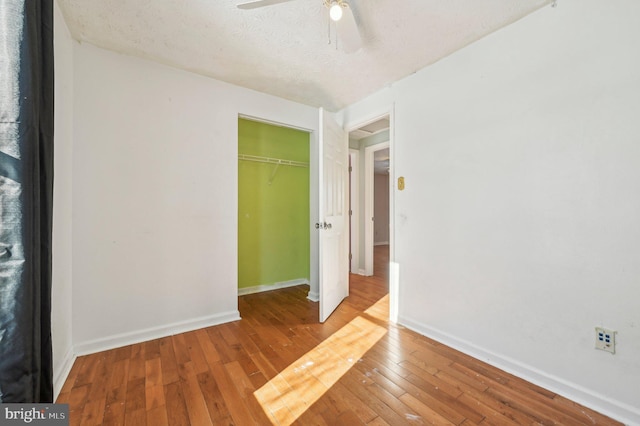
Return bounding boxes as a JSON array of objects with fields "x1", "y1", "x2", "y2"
[{"x1": 237, "y1": 118, "x2": 311, "y2": 296}]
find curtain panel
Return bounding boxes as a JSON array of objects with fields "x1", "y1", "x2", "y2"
[{"x1": 0, "y1": 0, "x2": 55, "y2": 402}]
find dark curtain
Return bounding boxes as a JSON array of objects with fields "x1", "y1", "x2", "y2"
[{"x1": 0, "y1": 0, "x2": 54, "y2": 402}]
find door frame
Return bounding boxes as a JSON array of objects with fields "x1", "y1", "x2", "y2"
[
  {"x1": 348, "y1": 149, "x2": 360, "y2": 274},
  {"x1": 343, "y1": 106, "x2": 397, "y2": 323},
  {"x1": 237, "y1": 113, "x2": 320, "y2": 302}
]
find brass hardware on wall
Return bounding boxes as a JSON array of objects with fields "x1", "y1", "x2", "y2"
[{"x1": 398, "y1": 176, "x2": 405, "y2": 191}]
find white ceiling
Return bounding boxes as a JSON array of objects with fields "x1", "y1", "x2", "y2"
[
  {"x1": 350, "y1": 116, "x2": 389, "y2": 140},
  {"x1": 56, "y1": 0, "x2": 550, "y2": 111}
]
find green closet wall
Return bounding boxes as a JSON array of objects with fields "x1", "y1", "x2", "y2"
[{"x1": 238, "y1": 118, "x2": 310, "y2": 290}]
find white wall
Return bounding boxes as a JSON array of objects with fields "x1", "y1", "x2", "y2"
[
  {"x1": 52, "y1": 1, "x2": 75, "y2": 398},
  {"x1": 71, "y1": 43, "x2": 319, "y2": 354},
  {"x1": 341, "y1": 0, "x2": 640, "y2": 423}
]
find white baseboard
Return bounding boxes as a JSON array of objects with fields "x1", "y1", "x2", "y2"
[
  {"x1": 374, "y1": 241, "x2": 389, "y2": 246},
  {"x1": 307, "y1": 290, "x2": 319, "y2": 302},
  {"x1": 398, "y1": 316, "x2": 640, "y2": 426},
  {"x1": 238, "y1": 278, "x2": 309, "y2": 296},
  {"x1": 53, "y1": 346, "x2": 76, "y2": 400},
  {"x1": 74, "y1": 310, "x2": 241, "y2": 356},
  {"x1": 357, "y1": 269, "x2": 366, "y2": 275}
]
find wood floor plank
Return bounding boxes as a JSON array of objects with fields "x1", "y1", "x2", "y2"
[
  {"x1": 145, "y1": 406, "x2": 169, "y2": 426},
  {"x1": 73, "y1": 354, "x2": 101, "y2": 388},
  {"x1": 125, "y1": 377, "x2": 146, "y2": 414},
  {"x1": 163, "y1": 381, "x2": 190, "y2": 426},
  {"x1": 58, "y1": 356, "x2": 85, "y2": 398},
  {"x1": 340, "y1": 372, "x2": 417, "y2": 425},
  {"x1": 459, "y1": 385, "x2": 536, "y2": 425},
  {"x1": 399, "y1": 393, "x2": 457, "y2": 425},
  {"x1": 226, "y1": 359, "x2": 273, "y2": 424},
  {"x1": 209, "y1": 359, "x2": 259, "y2": 425},
  {"x1": 296, "y1": 394, "x2": 338, "y2": 425},
  {"x1": 321, "y1": 381, "x2": 379, "y2": 424},
  {"x1": 553, "y1": 394, "x2": 623, "y2": 425},
  {"x1": 114, "y1": 344, "x2": 133, "y2": 362},
  {"x1": 435, "y1": 365, "x2": 489, "y2": 393},
  {"x1": 127, "y1": 343, "x2": 146, "y2": 382},
  {"x1": 145, "y1": 357, "x2": 165, "y2": 411},
  {"x1": 158, "y1": 336, "x2": 180, "y2": 385},
  {"x1": 406, "y1": 345, "x2": 455, "y2": 373},
  {"x1": 183, "y1": 330, "x2": 210, "y2": 375},
  {"x1": 107, "y1": 358, "x2": 129, "y2": 393},
  {"x1": 145, "y1": 357, "x2": 163, "y2": 388},
  {"x1": 228, "y1": 320, "x2": 262, "y2": 354},
  {"x1": 365, "y1": 342, "x2": 413, "y2": 378},
  {"x1": 67, "y1": 384, "x2": 91, "y2": 426},
  {"x1": 483, "y1": 383, "x2": 588, "y2": 426},
  {"x1": 407, "y1": 376, "x2": 480, "y2": 424},
  {"x1": 296, "y1": 410, "x2": 333, "y2": 426},
  {"x1": 144, "y1": 339, "x2": 161, "y2": 361},
  {"x1": 366, "y1": 416, "x2": 391, "y2": 426},
  {"x1": 241, "y1": 359, "x2": 268, "y2": 390},
  {"x1": 101, "y1": 400, "x2": 126, "y2": 426},
  {"x1": 196, "y1": 370, "x2": 232, "y2": 423},
  {"x1": 57, "y1": 246, "x2": 623, "y2": 426},
  {"x1": 206, "y1": 328, "x2": 241, "y2": 364},
  {"x1": 365, "y1": 381, "x2": 422, "y2": 424},
  {"x1": 353, "y1": 358, "x2": 406, "y2": 399},
  {"x1": 457, "y1": 392, "x2": 521, "y2": 426},
  {"x1": 194, "y1": 328, "x2": 222, "y2": 367},
  {"x1": 79, "y1": 397, "x2": 105, "y2": 425},
  {"x1": 399, "y1": 360, "x2": 463, "y2": 399},
  {"x1": 334, "y1": 409, "x2": 367, "y2": 425},
  {"x1": 171, "y1": 333, "x2": 191, "y2": 366},
  {"x1": 250, "y1": 350, "x2": 280, "y2": 380},
  {"x1": 179, "y1": 364, "x2": 214, "y2": 426},
  {"x1": 124, "y1": 408, "x2": 146, "y2": 426},
  {"x1": 145, "y1": 383, "x2": 165, "y2": 411}
]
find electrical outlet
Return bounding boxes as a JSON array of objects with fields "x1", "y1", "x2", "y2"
[{"x1": 595, "y1": 327, "x2": 616, "y2": 354}]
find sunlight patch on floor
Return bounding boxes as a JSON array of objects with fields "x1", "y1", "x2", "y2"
[
  {"x1": 254, "y1": 315, "x2": 387, "y2": 425},
  {"x1": 364, "y1": 294, "x2": 389, "y2": 321}
]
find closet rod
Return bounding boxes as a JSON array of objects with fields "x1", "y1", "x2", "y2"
[{"x1": 238, "y1": 154, "x2": 308, "y2": 168}]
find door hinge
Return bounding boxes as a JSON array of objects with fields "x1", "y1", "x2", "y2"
[
  {"x1": 349, "y1": 166, "x2": 353, "y2": 172},
  {"x1": 349, "y1": 253, "x2": 352, "y2": 260}
]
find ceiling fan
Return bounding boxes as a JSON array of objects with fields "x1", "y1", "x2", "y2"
[{"x1": 237, "y1": 0, "x2": 362, "y2": 53}]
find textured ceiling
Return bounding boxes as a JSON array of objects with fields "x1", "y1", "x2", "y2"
[{"x1": 56, "y1": 0, "x2": 551, "y2": 111}]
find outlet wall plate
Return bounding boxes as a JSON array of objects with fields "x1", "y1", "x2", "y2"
[{"x1": 595, "y1": 327, "x2": 616, "y2": 354}]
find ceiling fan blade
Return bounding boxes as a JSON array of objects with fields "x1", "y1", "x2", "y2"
[
  {"x1": 337, "y1": 4, "x2": 362, "y2": 53},
  {"x1": 237, "y1": 0, "x2": 297, "y2": 10}
]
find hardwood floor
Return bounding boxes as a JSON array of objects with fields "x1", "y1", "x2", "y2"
[{"x1": 57, "y1": 245, "x2": 621, "y2": 425}]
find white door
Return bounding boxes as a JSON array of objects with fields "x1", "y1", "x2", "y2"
[{"x1": 318, "y1": 108, "x2": 349, "y2": 322}]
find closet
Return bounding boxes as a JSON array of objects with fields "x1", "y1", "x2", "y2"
[{"x1": 237, "y1": 118, "x2": 310, "y2": 294}]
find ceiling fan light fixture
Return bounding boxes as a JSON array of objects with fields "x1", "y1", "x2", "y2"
[{"x1": 329, "y1": 1, "x2": 343, "y2": 21}]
